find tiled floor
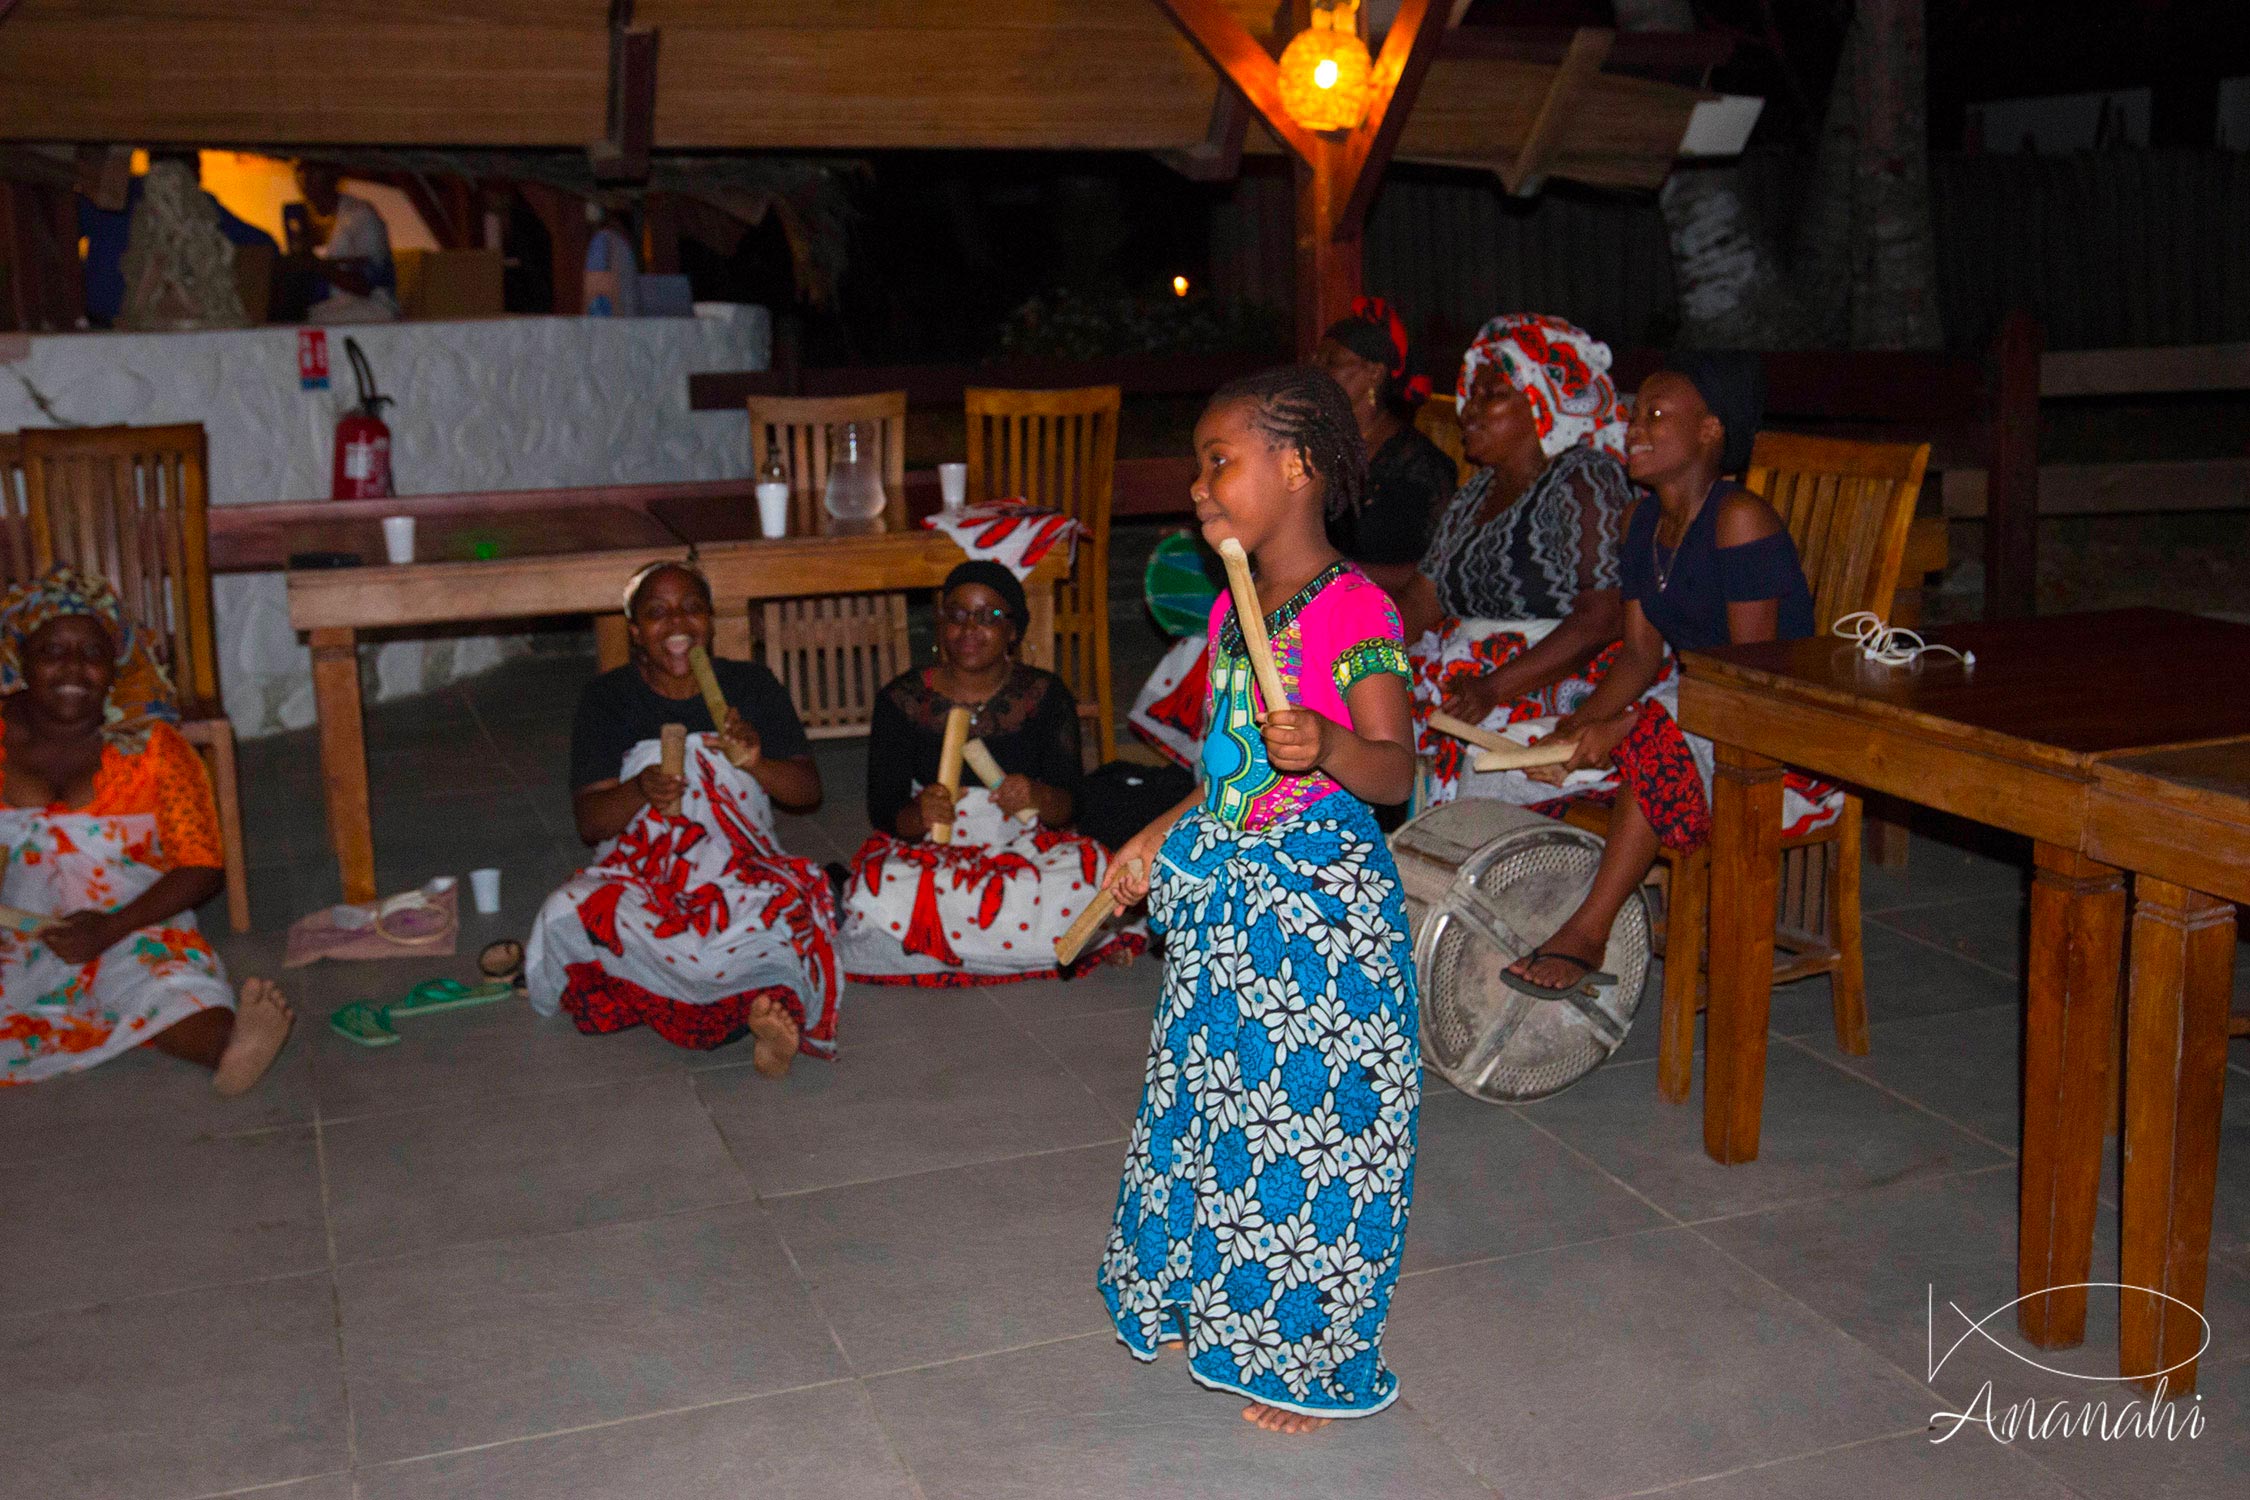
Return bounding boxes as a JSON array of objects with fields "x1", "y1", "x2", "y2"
[{"x1": 5, "y1": 644, "x2": 2248, "y2": 1500}]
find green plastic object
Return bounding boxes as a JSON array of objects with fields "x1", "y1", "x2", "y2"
[
  {"x1": 386, "y1": 978, "x2": 515, "y2": 1019},
  {"x1": 1143, "y1": 530, "x2": 1225, "y2": 639},
  {"x1": 328, "y1": 1001, "x2": 399, "y2": 1048}
]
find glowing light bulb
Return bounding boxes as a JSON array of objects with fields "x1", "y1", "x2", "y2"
[
  {"x1": 1172, "y1": 275, "x2": 1190, "y2": 297},
  {"x1": 1314, "y1": 58, "x2": 1339, "y2": 90}
]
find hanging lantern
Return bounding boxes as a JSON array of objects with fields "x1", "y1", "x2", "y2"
[{"x1": 1276, "y1": 0, "x2": 1374, "y2": 134}]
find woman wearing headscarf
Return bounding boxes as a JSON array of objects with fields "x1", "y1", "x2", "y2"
[
  {"x1": 842, "y1": 561, "x2": 1133, "y2": 983},
  {"x1": 0, "y1": 567, "x2": 293, "y2": 1093},
  {"x1": 1491, "y1": 355, "x2": 1837, "y2": 1000},
  {"x1": 526, "y1": 560, "x2": 838, "y2": 1074},
  {"x1": 1389, "y1": 314, "x2": 1641, "y2": 800},
  {"x1": 1315, "y1": 296, "x2": 1457, "y2": 578}
]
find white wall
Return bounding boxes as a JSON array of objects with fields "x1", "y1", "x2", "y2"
[{"x1": 0, "y1": 307, "x2": 769, "y2": 736}]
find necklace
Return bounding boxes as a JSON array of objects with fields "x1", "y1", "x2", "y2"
[{"x1": 1649, "y1": 480, "x2": 1724, "y2": 594}]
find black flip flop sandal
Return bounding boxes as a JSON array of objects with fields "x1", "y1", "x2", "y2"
[{"x1": 1500, "y1": 947, "x2": 1619, "y2": 1002}]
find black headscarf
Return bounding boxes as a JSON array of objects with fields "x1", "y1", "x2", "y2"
[
  {"x1": 941, "y1": 559, "x2": 1029, "y2": 636},
  {"x1": 1668, "y1": 351, "x2": 1767, "y2": 475}
]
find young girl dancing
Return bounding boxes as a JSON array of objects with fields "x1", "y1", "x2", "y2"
[{"x1": 1096, "y1": 366, "x2": 1421, "y2": 1433}]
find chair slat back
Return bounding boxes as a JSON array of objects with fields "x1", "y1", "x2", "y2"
[
  {"x1": 1744, "y1": 432, "x2": 1931, "y2": 631},
  {"x1": 21, "y1": 423, "x2": 218, "y2": 711},
  {"x1": 964, "y1": 385, "x2": 1121, "y2": 761},
  {"x1": 747, "y1": 391, "x2": 908, "y2": 534},
  {"x1": 760, "y1": 593, "x2": 911, "y2": 741},
  {"x1": 1414, "y1": 394, "x2": 1472, "y2": 485},
  {"x1": 0, "y1": 434, "x2": 34, "y2": 586}
]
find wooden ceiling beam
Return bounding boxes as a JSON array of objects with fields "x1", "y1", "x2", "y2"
[
  {"x1": 1331, "y1": 0, "x2": 1450, "y2": 240},
  {"x1": 593, "y1": 2, "x2": 659, "y2": 183},
  {"x1": 1158, "y1": 87, "x2": 1250, "y2": 182},
  {"x1": 1500, "y1": 26, "x2": 1612, "y2": 197},
  {"x1": 1442, "y1": 23, "x2": 1731, "y2": 73},
  {"x1": 1148, "y1": 0, "x2": 1322, "y2": 167}
]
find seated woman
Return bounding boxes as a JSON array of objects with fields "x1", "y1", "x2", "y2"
[
  {"x1": 1315, "y1": 295, "x2": 1457, "y2": 577},
  {"x1": 1499, "y1": 355, "x2": 1829, "y2": 999},
  {"x1": 1390, "y1": 314, "x2": 1639, "y2": 800},
  {"x1": 841, "y1": 561, "x2": 1131, "y2": 984},
  {"x1": 526, "y1": 561, "x2": 837, "y2": 1075},
  {"x1": 0, "y1": 568, "x2": 292, "y2": 1094}
]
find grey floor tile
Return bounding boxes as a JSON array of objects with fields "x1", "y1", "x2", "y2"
[
  {"x1": 0, "y1": 1271, "x2": 348, "y2": 1500},
  {"x1": 1870, "y1": 896, "x2": 2026, "y2": 979},
  {"x1": 1019, "y1": 1001, "x2": 1159, "y2": 1125},
  {"x1": 1405, "y1": 1089, "x2": 1669, "y2": 1272},
  {"x1": 352, "y1": 1384, "x2": 913, "y2": 1500},
  {"x1": 323, "y1": 1073, "x2": 749, "y2": 1263},
  {"x1": 991, "y1": 951, "x2": 1164, "y2": 1022},
  {"x1": 308, "y1": 988, "x2": 686, "y2": 1122},
  {"x1": 1516, "y1": 1039, "x2": 2004, "y2": 1223},
  {"x1": 1861, "y1": 833, "x2": 2029, "y2": 915},
  {"x1": 800, "y1": 984, "x2": 1018, "y2": 1059},
  {"x1": 227, "y1": 1475, "x2": 354, "y2": 1499},
  {"x1": 771, "y1": 1142, "x2": 1123, "y2": 1374},
  {"x1": 1385, "y1": 1229, "x2": 1932, "y2": 1500},
  {"x1": 0, "y1": 1126, "x2": 326, "y2": 1317},
  {"x1": 866, "y1": 1332, "x2": 1496, "y2": 1500},
  {"x1": 0, "y1": 1028, "x2": 315, "y2": 1160},
  {"x1": 1821, "y1": 1004, "x2": 2025, "y2": 1151},
  {"x1": 1961, "y1": 1345, "x2": 2248, "y2": 1500},
  {"x1": 338, "y1": 1202, "x2": 845, "y2": 1465},
  {"x1": 1651, "y1": 1429, "x2": 2084, "y2": 1499},
  {"x1": 1770, "y1": 945, "x2": 2021, "y2": 1041},
  {"x1": 698, "y1": 1030, "x2": 1121, "y2": 1196}
]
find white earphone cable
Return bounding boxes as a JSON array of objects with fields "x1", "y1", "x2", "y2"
[{"x1": 1831, "y1": 610, "x2": 1975, "y2": 669}]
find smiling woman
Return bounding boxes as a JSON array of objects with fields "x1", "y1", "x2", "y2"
[{"x1": 0, "y1": 567, "x2": 292, "y2": 1094}]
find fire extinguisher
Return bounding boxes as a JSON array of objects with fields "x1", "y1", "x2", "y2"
[{"x1": 331, "y1": 337, "x2": 395, "y2": 499}]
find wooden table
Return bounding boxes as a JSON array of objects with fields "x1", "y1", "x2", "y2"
[
  {"x1": 282, "y1": 490, "x2": 1064, "y2": 907},
  {"x1": 1678, "y1": 609, "x2": 2247, "y2": 1395}
]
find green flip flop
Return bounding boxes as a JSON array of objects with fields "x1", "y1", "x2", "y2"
[
  {"x1": 386, "y1": 978, "x2": 516, "y2": 1020},
  {"x1": 328, "y1": 1000, "x2": 400, "y2": 1048}
]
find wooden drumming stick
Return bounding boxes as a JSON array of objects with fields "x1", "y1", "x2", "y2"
[
  {"x1": 1425, "y1": 709, "x2": 1514, "y2": 755},
  {"x1": 1215, "y1": 538, "x2": 1290, "y2": 714},
  {"x1": 1472, "y1": 738, "x2": 1581, "y2": 773},
  {"x1": 0, "y1": 903, "x2": 54, "y2": 935},
  {"x1": 962, "y1": 738, "x2": 1038, "y2": 823},
  {"x1": 1053, "y1": 858, "x2": 1142, "y2": 966},
  {"x1": 657, "y1": 722, "x2": 687, "y2": 815},
  {"x1": 932, "y1": 705, "x2": 972, "y2": 845},
  {"x1": 687, "y1": 645, "x2": 756, "y2": 768}
]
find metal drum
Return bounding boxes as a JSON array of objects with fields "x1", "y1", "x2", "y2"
[{"x1": 1391, "y1": 799, "x2": 1652, "y2": 1102}]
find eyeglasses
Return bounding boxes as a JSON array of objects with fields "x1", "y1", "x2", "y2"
[{"x1": 940, "y1": 605, "x2": 1013, "y2": 628}]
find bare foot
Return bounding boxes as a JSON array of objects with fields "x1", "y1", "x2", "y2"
[
  {"x1": 1242, "y1": 1401, "x2": 1331, "y2": 1434},
  {"x1": 747, "y1": 994, "x2": 800, "y2": 1079},
  {"x1": 212, "y1": 979, "x2": 295, "y2": 1098}
]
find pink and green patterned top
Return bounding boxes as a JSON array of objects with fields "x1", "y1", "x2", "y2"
[{"x1": 1200, "y1": 561, "x2": 1409, "y2": 831}]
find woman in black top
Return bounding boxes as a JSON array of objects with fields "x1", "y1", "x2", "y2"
[
  {"x1": 843, "y1": 561, "x2": 1134, "y2": 984},
  {"x1": 1313, "y1": 295, "x2": 1457, "y2": 586},
  {"x1": 526, "y1": 561, "x2": 840, "y2": 1073},
  {"x1": 1500, "y1": 355, "x2": 1824, "y2": 1001}
]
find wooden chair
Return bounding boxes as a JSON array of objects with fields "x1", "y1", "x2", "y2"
[
  {"x1": 18, "y1": 424, "x2": 251, "y2": 933},
  {"x1": 1564, "y1": 432, "x2": 1931, "y2": 1103},
  {"x1": 1414, "y1": 394, "x2": 1473, "y2": 485},
  {"x1": 745, "y1": 392, "x2": 912, "y2": 738},
  {"x1": 0, "y1": 435, "x2": 32, "y2": 584},
  {"x1": 964, "y1": 385, "x2": 1120, "y2": 762}
]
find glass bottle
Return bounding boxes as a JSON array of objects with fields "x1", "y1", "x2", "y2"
[{"x1": 821, "y1": 421, "x2": 887, "y2": 523}]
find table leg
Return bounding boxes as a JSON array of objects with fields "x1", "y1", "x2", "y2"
[
  {"x1": 2017, "y1": 843, "x2": 2124, "y2": 1348},
  {"x1": 309, "y1": 626, "x2": 376, "y2": 905},
  {"x1": 2119, "y1": 876, "x2": 2234, "y2": 1396},
  {"x1": 1024, "y1": 582, "x2": 1056, "y2": 672},
  {"x1": 1703, "y1": 742, "x2": 1783, "y2": 1164}
]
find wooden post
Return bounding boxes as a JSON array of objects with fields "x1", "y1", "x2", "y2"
[{"x1": 1984, "y1": 309, "x2": 2042, "y2": 620}]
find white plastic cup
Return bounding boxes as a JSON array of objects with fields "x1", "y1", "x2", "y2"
[
  {"x1": 754, "y1": 481, "x2": 790, "y2": 539},
  {"x1": 381, "y1": 515, "x2": 416, "y2": 565},
  {"x1": 938, "y1": 462, "x2": 968, "y2": 512},
  {"x1": 469, "y1": 867, "x2": 501, "y2": 915}
]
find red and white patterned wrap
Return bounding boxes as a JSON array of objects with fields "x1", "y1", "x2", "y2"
[{"x1": 921, "y1": 500, "x2": 1081, "y2": 582}]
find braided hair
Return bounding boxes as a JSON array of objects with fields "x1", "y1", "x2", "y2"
[{"x1": 1207, "y1": 364, "x2": 1368, "y2": 521}]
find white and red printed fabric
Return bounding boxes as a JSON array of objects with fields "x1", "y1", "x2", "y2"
[
  {"x1": 526, "y1": 734, "x2": 842, "y2": 1054},
  {"x1": 1127, "y1": 632, "x2": 1210, "y2": 769},
  {"x1": 841, "y1": 789, "x2": 1138, "y2": 985},
  {"x1": 921, "y1": 500, "x2": 1081, "y2": 581}
]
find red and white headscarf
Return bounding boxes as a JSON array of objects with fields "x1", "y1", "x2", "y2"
[
  {"x1": 1323, "y1": 295, "x2": 1433, "y2": 407},
  {"x1": 1457, "y1": 312, "x2": 1628, "y2": 459}
]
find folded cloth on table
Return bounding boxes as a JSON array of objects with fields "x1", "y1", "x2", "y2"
[
  {"x1": 922, "y1": 500, "x2": 1081, "y2": 581},
  {"x1": 285, "y1": 878, "x2": 459, "y2": 966}
]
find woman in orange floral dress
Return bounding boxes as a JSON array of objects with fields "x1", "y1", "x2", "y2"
[{"x1": 0, "y1": 568, "x2": 292, "y2": 1093}]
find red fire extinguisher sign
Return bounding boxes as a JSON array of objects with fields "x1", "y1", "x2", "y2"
[{"x1": 298, "y1": 329, "x2": 330, "y2": 390}]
